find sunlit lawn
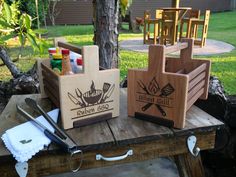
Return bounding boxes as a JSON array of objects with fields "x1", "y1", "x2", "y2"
[{"x1": 0, "y1": 11, "x2": 236, "y2": 94}]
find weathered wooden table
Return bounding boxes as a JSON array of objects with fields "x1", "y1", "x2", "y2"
[{"x1": 0, "y1": 89, "x2": 223, "y2": 177}]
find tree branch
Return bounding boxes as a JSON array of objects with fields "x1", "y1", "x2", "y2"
[{"x1": 0, "y1": 46, "x2": 22, "y2": 78}]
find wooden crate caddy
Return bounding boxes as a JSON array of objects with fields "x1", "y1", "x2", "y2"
[
  {"x1": 39, "y1": 44, "x2": 120, "y2": 129},
  {"x1": 127, "y1": 39, "x2": 211, "y2": 128}
]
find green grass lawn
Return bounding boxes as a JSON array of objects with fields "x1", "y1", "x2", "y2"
[{"x1": 0, "y1": 11, "x2": 236, "y2": 94}]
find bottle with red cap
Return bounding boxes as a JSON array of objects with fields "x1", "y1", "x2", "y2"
[
  {"x1": 48, "y1": 48, "x2": 57, "y2": 60},
  {"x1": 76, "y1": 57, "x2": 83, "y2": 73},
  {"x1": 61, "y1": 49, "x2": 74, "y2": 75}
]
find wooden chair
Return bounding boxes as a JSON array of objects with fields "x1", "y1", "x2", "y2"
[
  {"x1": 143, "y1": 10, "x2": 162, "y2": 44},
  {"x1": 179, "y1": 9, "x2": 201, "y2": 39},
  {"x1": 189, "y1": 10, "x2": 210, "y2": 47},
  {"x1": 154, "y1": 9, "x2": 163, "y2": 41},
  {"x1": 160, "y1": 10, "x2": 179, "y2": 45}
]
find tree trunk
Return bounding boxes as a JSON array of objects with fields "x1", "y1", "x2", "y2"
[
  {"x1": 42, "y1": 0, "x2": 47, "y2": 28},
  {"x1": 0, "y1": 46, "x2": 21, "y2": 78},
  {"x1": 94, "y1": 0, "x2": 119, "y2": 69}
]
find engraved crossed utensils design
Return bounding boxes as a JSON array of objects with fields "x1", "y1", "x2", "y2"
[
  {"x1": 137, "y1": 77, "x2": 175, "y2": 116},
  {"x1": 68, "y1": 82, "x2": 115, "y2": 107}
]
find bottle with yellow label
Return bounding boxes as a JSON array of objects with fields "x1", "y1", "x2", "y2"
[
  {"x1": 50, "y1": 53, "x2": 62, "y2": 75},
  {"x1": 61, "y1": 49, "x2": 74, "y2": 75}
]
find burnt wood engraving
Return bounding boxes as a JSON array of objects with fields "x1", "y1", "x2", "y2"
[
  {"x1": 136, "y1": 77, "x2": 175, "y2": 116},
  {"x1": 68, "y1": 81, "x2": 115, "y2": 119}
]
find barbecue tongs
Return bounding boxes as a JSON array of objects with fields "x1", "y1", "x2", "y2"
[{"x1": 16, "y1": 98, "x2": 83, "y2": 172}]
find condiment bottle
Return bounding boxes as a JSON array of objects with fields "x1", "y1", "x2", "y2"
[
  {"x1": 48, "y1": 48, "x2": 57, "y2": 60},
  {"x1": 61, "y1": 49, "x2": 74, "y2": 75},
  {"x1": 70, "y1": 59, "x2": 77, "y2": 73},
  {"x1": 76, "y1": 58, "x2": 83, "y2": 73},
  {"x1": 50, "y1": 53, "x2": 62, "y2": 74}
]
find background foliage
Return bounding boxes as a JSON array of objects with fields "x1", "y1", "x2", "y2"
[{"x1": 0, "y1": 7, "x2": 236, "y2": 94}]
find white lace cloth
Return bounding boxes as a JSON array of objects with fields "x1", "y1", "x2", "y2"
[{"x1": 1, "y1": 109, "x2": 59, "y2": 162}]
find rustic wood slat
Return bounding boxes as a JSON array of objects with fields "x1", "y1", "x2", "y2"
[
  {"x1": 41, "y1": 61, "x2": 59, "y2": 81},
  {"x1": 43, "y1": 78, "x2": 59, "y2": 97},
  {"x1": 173, "y1": 105, "x2": 224, "y2": 135},
  {"x1": 198, "y1": 60, "x2": 211, "y2": 100},
  {"x1": 175, "y1": 153, "x2": 205, "y2": 177},
  {"x1": 67, "y1": 121, "x2": 115, "y2": 150},
  {"x1": 186, "y1": 88, "x2": 205, "y2": 110},
  {"x1": 37, "y1": 59, "x2": 47, "y2": 98},
  {"x1": 42, "y1": 70, "x2": 59, "y2": 86},
  {"x1": 164, "y1": 42, "x2": 188, "y2": 54},
  {"x1": 108, "y1": 89, "x2": 174, "y2": 145},
  {"x1": 58, "y1": 41, "x2": 82, "y2": 54},
  {"x1": 44, "y1": 87, "x2": 60, "y2": 108},
  {"x1": 180, "y1": 38, "x2": 193, "y2": 62},
  {"x1": 175, "y1": 68, "x2": 185, "y2": 74},
  {"x1": 188, "y1": 72, "x2": 206, "y2": 91},
  {"x1": 188, "y1": 63, "x2": 206, "y2": 81},
  {"x1": 187, "y1": 80, "x2": 205, "y2": 100}
]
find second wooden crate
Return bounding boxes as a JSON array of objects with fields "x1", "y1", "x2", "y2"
[{"x1": 128, "y1": 39, "x2": 211, "y2": 128}]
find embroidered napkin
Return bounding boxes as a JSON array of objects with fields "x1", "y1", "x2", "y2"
[{"x1": 1, "y1": 108, "x2": 59, "y2": 162}]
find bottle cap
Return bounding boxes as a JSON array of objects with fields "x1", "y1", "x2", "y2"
[
  {"x1": 52, "y1": 53, "x2": 62, "y2": 59},
  {"x1": 48, "y1": 48, "x2": 57, "y2": 53},
  {"x1": 61, "y1": 49, "x2": 70, "y2": 55},
  {"x1": 76, "y1": 58, "x2": 83, "y2": 65}
]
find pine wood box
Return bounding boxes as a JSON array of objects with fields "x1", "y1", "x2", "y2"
[
  {"x1": 127, "y1": 39, "x2": 211, "y2": 129},
  {"x1": 38, "y1": 45, "x2": 120, "y2": 129}
]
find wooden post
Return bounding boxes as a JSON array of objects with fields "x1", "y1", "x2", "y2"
[
  {"x1": 172, "y1": 0, "x2": 180, "y2": 8},
  {"x1": 174, "y1": 153, "x2": 205, "y2": 177}
]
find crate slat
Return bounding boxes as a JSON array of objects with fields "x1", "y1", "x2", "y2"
[
  {"x1": 187, "y1": 88, "x2": 205, "y2": 110},
  {"x1": 44, "y1": 87, "x2": 60, "y2": 107},
  {"x1": 187, "y1": 80, "x2": 205, "y2": 101},
  {"x1": 165, "y1": 42, "x2": 188, "y2": 54},
  {"x1": 188, "y1": 63, "x2": 207, "y2": 81},
  {"x1": 188, "y1": 72, "x2": 206, "y2": 91}
]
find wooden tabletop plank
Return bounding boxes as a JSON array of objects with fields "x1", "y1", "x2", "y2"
[
  {"x1": 107, "y1": 89, "x2": 174, "y2": 146},
  {"x1": 108, "y1": 89, "x2": 223, "y2": 141},
  {"x1": 66, "y1": 121, "x2": 115, "y2": 151},
  {"x1": 172, "y1": 105, "x2": 224, "y2": 135}
]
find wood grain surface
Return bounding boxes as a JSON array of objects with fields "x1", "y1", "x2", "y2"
[
  {"x1": 175, "y1": 153, "x2": 205, "y2": 177},
  {"x1": 0, "y1": 131, "x2": 216, "y2": 177},
  {"x1": 0, "y1": 89, "x2": 223, "y2": 177}
]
